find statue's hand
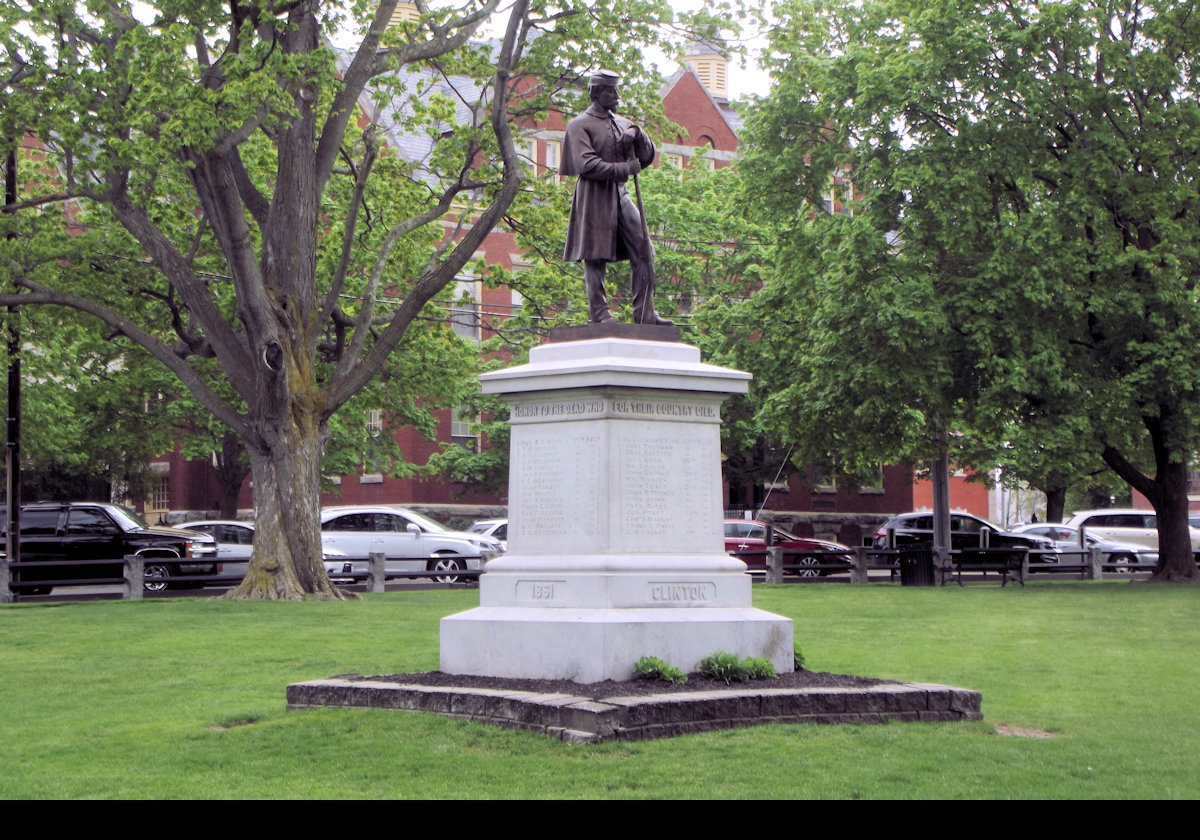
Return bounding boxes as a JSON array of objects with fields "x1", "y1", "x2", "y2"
[{"x1": 627, "y1": 127, "x2": 653, "y2": 160}]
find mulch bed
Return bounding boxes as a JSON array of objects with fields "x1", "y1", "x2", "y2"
[{"x1": 359, "y1": 668, "x2": 891, "y2": 700}]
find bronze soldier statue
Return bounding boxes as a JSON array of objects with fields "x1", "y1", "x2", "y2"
[{"x1": 561, "y1": 70, "x2": 672, "y2": 325}]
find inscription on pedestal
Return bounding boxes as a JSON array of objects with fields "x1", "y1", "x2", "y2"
[
  {"x1": 648, "y1": 581, "x2": 716, "y2": 603},
  {"x1": 517, "y1": 580, "x2": 565, "y2": 601},
  {"x1": 618, "y1": 435, "x2": 716, "y2": 540},
  {"x1": 611, "y1": 399, "x2": 718, "y2": 421},
  {"x1": 509, "y1": 396, "x2": 722, "y2": 425},
  {"x1": 514, "y1": 434, "x2": 601, "y2": 538},
  {"x1": 512, "y1": 399, "x2": 605, "y2": 421}
]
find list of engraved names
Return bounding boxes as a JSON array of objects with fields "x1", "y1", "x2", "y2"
[
  {"x1": 618, "y1": 434, "x2": 714, "y2": 537},
  {"x1": 515, "y1": 434, "x2": 601, "y2": 537}
]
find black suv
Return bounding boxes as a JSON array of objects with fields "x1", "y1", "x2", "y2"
[
  {"x1": 3, "y1": 503, "x2": 219, "y2": 594},
  {"x1": 872, "y1": 512, "x2": 1057, "y2": 560}
]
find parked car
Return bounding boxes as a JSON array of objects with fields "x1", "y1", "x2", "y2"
[
  {"x1": 871, "y1": 511, "x2": 1058, "y2": 561},
  {"x1": 3, "y1": 502, "x2": 218, "y2": 593},
  {"x1": 1064, "y1": 509, "x2": 1200, "y2": 554},
  {"x1": 319, "y1": 506, "x2": 504, "y2": 583},
  {"x1": 178, "y1": 520, "x2": 351, "y2": 582},
  {"x1": 1010, "y1": 523, "x2": 1158, "y2": 571},
  {"x1": 467, "y1": 518, "x2": 508, "y2": 551},
  {"x1": 178, "y1": 520, "x2": 255, "y2": 573},
  {"x1": 723, "y1": 519, "x2": 854, "y2": 577}
]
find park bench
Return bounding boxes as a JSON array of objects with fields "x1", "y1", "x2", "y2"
[{"x1": 942, "y1": 547, "x2": 1027, "y2": 587}]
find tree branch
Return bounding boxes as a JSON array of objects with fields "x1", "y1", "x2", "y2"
[
  {"x1": 0, "y1": 282, "x2": 248, "y2": 439},
  {"x1": 314, "y1": 124, "x2": 378, "y2": 352},
  {"x1": 107, "y1": 188, "x2": 257, "y2": 401},
  {"x1": 314, "y1": 0, "x2": 503, "y2": 193},
  {"x1": 324, "y1": 0, "x2": 530, "y2": 413}
]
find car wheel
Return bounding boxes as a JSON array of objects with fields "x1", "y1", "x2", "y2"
[
  {"x1": 143, "y1": 562, "x2": 171, "y2": 592},
  {"x1": 1109, "y1": 553, "x2": 1134, "y2": 574},
  {"x1": 428, "y1": 554, "x2": 465, "y2": 584},
  {"x1": 793, "y1": 556, "x2": 822, "y2": 578}
]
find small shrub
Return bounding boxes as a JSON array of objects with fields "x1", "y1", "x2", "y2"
[
  {"x1": 634, "y1": 656, "x2": 688, "y2": 685},
  {"x1": 741, "y1": 657, "x2": 778, "y2": 680},
  {"x1": 698, "y1": 651, "x2": 748, "y2": 684},
  {"x1": 794, "y1": 644, "x2": 807, "y2": 671}
]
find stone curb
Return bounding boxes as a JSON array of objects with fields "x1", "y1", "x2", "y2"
[{"x1": 286, "y1": 677, "x2": 983, "y2": 743}]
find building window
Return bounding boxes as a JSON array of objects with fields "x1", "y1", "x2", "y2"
[
  {"x1": 150, "y1": 476, "x2": 170, "y2": 511},
  {"x1": 811, "y1": 459, "x2": 837, "y2": 494},
  {"x1": 824, "y1": 177, "x2": 853, "y2": 215},
  {"x1": 145, "y1": 462, "x2": 170, "y2": 512},
  {"x1": 544, "y1": 139, "x2": 560, "y2": 181},
  {"x1": 515, "y1": 137, "x2": 537, "y2": 175},
  {"x1": 451, "y1": 406, "x2": 478, "y2": 453},
  {"x1": 449, "y1": 277, "x2": 480, "y2": 342},
  {"x1": 664, "y1": 153, "x2": 684, "y2": 169},
  {"x1": 362, "y1": 409, "x2": 385, "y2": 476},
  {"x1": 861, "y1": 463, "x2": 885, "y2": 494}
]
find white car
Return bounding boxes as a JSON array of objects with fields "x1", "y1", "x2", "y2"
[
  {"x1": 1063, "y1": 509, "x2": 1200, "y2": 554},
  {"x1": 1010, "y1": 523, "x2": 1159, "y2": 571},
  {"x1": 178, "y1": 520, "x2": 352, "y2": 582},
  {"x1": 319, "y1": 506, "x2": 504, "y2": 583},
  {"x1": 467, "y1": 518, "x2": 507, "y2": 551}
]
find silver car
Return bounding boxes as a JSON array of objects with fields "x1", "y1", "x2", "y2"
[
  {"x1": 178, "y1": 520, "x2": 352, "y2": 582},
  {"x1": 319, "y1": 506, "x2": 503, "y2": 583},
  {"x1": 467, "y1": 518, "x2": 508, "y2": 551},
  {"x1": 1011, "y1": 523, "x2": 1158, "y2": 571}
]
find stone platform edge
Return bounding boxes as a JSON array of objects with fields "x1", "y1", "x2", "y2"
[{"x1": 286, "y1": 677, "x2": 983, "y2": 744}]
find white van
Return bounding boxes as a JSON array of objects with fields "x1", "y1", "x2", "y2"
[{"x1": 1063, "y1": 509, "x2": 1200, "y2": 553}]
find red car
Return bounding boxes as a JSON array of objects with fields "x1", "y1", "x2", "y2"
[{"x1": 724, "y1": 520, "x2": 854, "y2": 577}]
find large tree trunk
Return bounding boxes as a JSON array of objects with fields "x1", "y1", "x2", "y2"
[
  {"x1": 1044, "y1": 484, "x2": 1067, "y2": 524},
  {"x1": 225, "y1": 403, "x2": 346, "y2": 600},
  {"x1": 1102, "y1": 416, "x2": 1200, "y2": 583},
  {"x1": 1148, "y1": 459, "x2": 1197, "y2": 583}
]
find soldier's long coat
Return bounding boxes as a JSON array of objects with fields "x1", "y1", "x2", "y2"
[{"x1": 561, "y1": 104, "x2": 656, "y2": 263}]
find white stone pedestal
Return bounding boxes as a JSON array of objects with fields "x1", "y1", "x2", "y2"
[{"x1": 440, "y1": 333, "x2": 794, "y2": 683}]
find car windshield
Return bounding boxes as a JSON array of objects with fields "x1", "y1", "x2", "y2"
[
  {"x1": 106, "y1": 506, "x2": 150, "y2": 532},
  {"x1": 398, "y1": 509, "x2": 447, "y2": 532}
]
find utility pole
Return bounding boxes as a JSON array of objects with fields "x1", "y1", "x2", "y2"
[
  {"x1": 3, "y1": 146, "x2": 20, "y2": 603},
  {"x1": 931, "y1": 428, "x2": 951, "y2": 572}
]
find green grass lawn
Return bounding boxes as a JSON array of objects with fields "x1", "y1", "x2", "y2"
[{"x1": 2, "y1": 581, "x2": 1197, "y2": 799}]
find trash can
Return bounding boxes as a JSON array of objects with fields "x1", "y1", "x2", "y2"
[{"x1": 897, "y1": 543, "x2": 936, "y2": 587}]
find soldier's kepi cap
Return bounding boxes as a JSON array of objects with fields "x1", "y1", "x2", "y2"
[{"x1": 588, "y1": 70, "x2": 620, "y2": 88}]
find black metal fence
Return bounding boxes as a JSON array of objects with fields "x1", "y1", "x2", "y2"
[
  {"x1": 726, "y1": 543, "x2": 1157, "y2": 585},
  {"x1": 0, "y1": 551, "x2": 488, "y2": 602}
]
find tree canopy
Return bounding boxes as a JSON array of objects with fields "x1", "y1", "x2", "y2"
[
  {"x1": 737, "y1": 0, "x2": 1200, "y2": 579},
  {"x1": 0, "y1": 0, "x2": 729, "y2": 598}
]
